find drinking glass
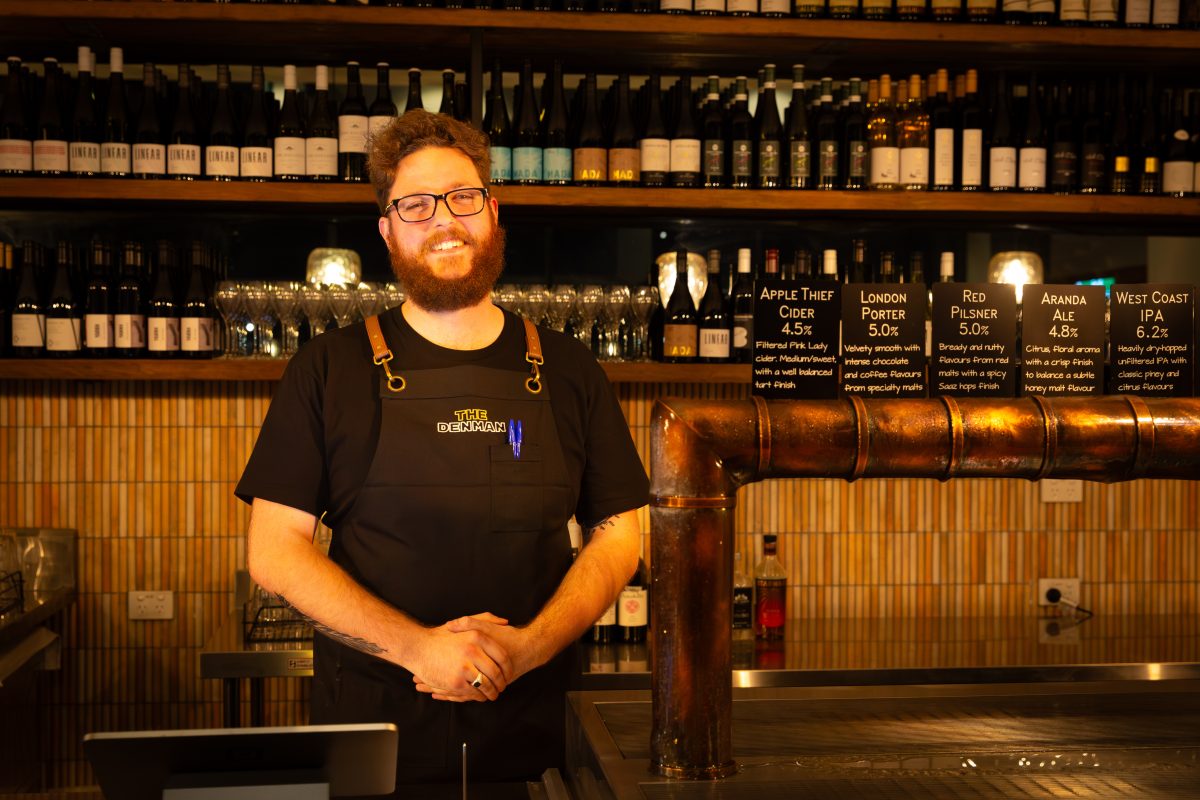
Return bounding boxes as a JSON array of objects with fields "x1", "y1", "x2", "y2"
[
  {"x1": 520, "y1": 283, "x2": 550, "y2": 326},
  {"x1": 383, "y1": 283, "x2": 406, "y2": 310},
  {"x1": 355, "y1": 282, "x2": 387, "y2": 322},
  {"x1": 298, "y1": 284, "x2": 331, "y2": 339},
  {"x1": 629, "y1": 285, "x2": 660, "y2": 360},
  {"x1": 545, "y1": 285, "x2": 576, "y2": 333},
  {"x1": 325, "y1": 285, "x2": 357, "y2": 328},
  {"x1": 573, "y1": 284, "x2": 605, "y2": 353},
  {"x1": 213, "y1": 281, "x2": 246, "y2": 357},
  {"x1": 269, "y1": 281, "x2": 303, "y2": 357},
  {"x1": 598, "y1": 285, "x2": 630, "y2": 361},
  {"x1": 493, "y1": 283, "x2": 521, "y2": 314},
  {"x1": 240, "y1": 281, "x2": 275, "y2": 358}
]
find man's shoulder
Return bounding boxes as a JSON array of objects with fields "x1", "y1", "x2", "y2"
[{"x1": 537, "y1": 324, "x2": 607, "y2": 383}]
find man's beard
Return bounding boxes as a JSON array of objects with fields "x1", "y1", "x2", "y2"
[{"x1": 387, "y1": 222, "x2": 507, "y2": 312}]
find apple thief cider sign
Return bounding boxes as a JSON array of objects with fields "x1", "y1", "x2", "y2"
[
  {"x1": 1108, "y1": 285, "x2": 1195, "y2": 397},
  {"x1": 751, "y1": 280, "x2": 840, "y2": 399},
  {"x1": 1021, "y1": 284, "x2": 1106, "y2": 397},
  {"x1": 931, "y1": 283, "x2": 1018, "y2": 397},
  {"x1": 840, "y1": 283, "x2": 926, "y2": 398}
]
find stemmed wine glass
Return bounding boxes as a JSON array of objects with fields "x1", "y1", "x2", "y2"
[
  {"x1": 598, "y1": 285, "x2": 630, "y2": 361},
  {"x1": 383, "y1": 283, "x2": 406, "y2": 310},
  {"x1": 213, "y1": 281, "x2": 246, "y2": 357},
  {"x1": 355, "y1": 282, "x2": 387, "y2": 322},
  {"x1": 573, "y1": 284, "x2": 606, "y2": 354},
  {"x1": 520, "y1": 284, "x2": 550, "y2": 326},
  {"x1": 492, "y1": 284, "x2": 521, "y2": 315},
  {"x1": 628, "y1": 285, "x2": 660, "y2": 361},
  {"x1": 298, "y1": 284, "x2": 331, "y2": 340},
  {"x1": 545, "y1": 285, "x2": 576, "y2": 333},
  {"x1": 268, "y1": 281, "x2": 303, "y2": 357},
  {"x1": 325, "y1": 285, "x2": 357, "y2": 328},
  {"x1": 240, "y1": 281, "x2": 274, "y2": 358}
]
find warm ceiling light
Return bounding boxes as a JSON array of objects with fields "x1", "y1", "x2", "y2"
[
  {"x1": 306, "y1": 247, "x2": 362, "y2": 287},
  {"x1": 986, "y1": 250, "x2": 1044, "y2": 304}
]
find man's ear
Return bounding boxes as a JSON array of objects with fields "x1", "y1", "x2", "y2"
[{"x1": 378, "y1": 214, "x2": 390, "y2": 241}]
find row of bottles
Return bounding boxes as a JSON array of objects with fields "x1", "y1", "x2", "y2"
[
  {"x1": 0, "y1": 238, "x2": 221, "y2": 359},
  {"x1": 588, "y1": 558, "x2": 648, "y2": 643}
]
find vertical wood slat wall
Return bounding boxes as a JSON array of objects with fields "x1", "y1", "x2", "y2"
[{"x1": 1, "y1": 378, "x2": 1197, "y2": 787}]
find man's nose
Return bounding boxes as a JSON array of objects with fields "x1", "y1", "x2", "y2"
[{"x1": 429, "y1": 196, "x2": 458, "y2": 225}]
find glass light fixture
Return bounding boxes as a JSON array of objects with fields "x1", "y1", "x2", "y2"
[
  {"x1": 986, "y1": 250, "x2": 1044, "y2": 304},
  {"x1": 305, "y1": 247, "x2": 362, "y2": 287},
  {"x1": 655, "y1": 250, "x2": 709, "y2": 308}
]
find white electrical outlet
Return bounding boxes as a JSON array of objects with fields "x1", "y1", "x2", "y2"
[
  {"x1": 129, "y1": 590, "x2": 174, "y2": 620},
  {"x1": 1040, "y1": 479, "x2": 1083, "y2": 503},
  {"x1": 1037, "y1": 578, "x2": 1081, "y2": 607}
]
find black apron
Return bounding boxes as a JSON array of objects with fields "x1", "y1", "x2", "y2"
[{"x1": 311, "y1": 313, "x2": 576, "y2": 786}]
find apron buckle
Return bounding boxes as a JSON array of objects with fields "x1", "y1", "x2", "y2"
[
  {"x1": 374, "y1": 351, "x2": 407, "y2": 393},
  {"x1": 525, "y1": 352, "x2": 543, "y2": 395}
]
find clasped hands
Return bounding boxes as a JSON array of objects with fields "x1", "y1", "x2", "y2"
[{"x1": 410, "y1": 612, "x2": 537, "y2": 703}]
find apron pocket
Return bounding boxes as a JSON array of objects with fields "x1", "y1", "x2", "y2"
[{"x1": 490, "y1": 443, "x2": 544, "y2": 532}]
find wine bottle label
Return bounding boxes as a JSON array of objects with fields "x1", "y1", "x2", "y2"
[
  {"x1": 167, "y1": 144, "x2": 202, "y2": 176},
  {"x1": 305, "y1": 137, "x2": 338, "y2": 177},
  {"x1": 608, "y1": 147, "x2": 639, "y2": 183},
  {"x1": 1018, "y1": 147, "x2": 1047, "y2": 189},
  {"x1": 1113, "y1": 155, "x2": 1131, "y2": 174},
  {"x1": 900, "y1": 146, "x2": 930, "y2": 186},
  {"x1": 1080, "y1": 144, "x2": 1105, "y2": 189},
  {"x1": 45, "y1": 318, "x2": 82, "y2": 352},
  {"x1": 69, "y1": 142, "x2": 101, "y2": 174},
  {"x1": 869, "y1": 146, "x2": 900, "y2": 186},
  {"x1": 206, "y1": 146, "x2": 239, "y2": 178},
  {"x1": 933, "y1": 129, "x2": 955, "y2": 186},
  {"x1": 961, "y1": 129, "x2": 983, "y2": 187},
  {"x1": 639, "y1": 138, "x2": 670, "y2": 174},
  {"x1": 368, "y1": 115, "x2": 394, "y2": 141},
  {"x1": 789, "y1": 141, "x2": 811, "y2": 180},
  {"x1": 132, "y1": 143, "x2": 166, "y2": 175},
  {"x1": 663, "y1": 324, "x2": 698, "y2": 358},
  {"x1": 617, "y1": 587, "x2": 648, "y2": 627},
  {"x1": 732, "y1": 314, "x2": 753, "y2": 350},
  {"x1": 818, "y1": 140, "x2": 838, "y2": 180},
  {"x1": 727, "y1": 0, "x2": 756, "y2": 9},
  {"x1": 1152, "y1": 0, "x2": 1179, "y2": 24},
  {"x1": 114, "y1": 314, "x2": 147, "y2": 349},
  {"x1": 338, "y1": 114, "x2": 369, "y2": 154},
  {"x1": 695, "y1": 0, "x2": 726, "y2": 10},
  {"x1": 757, "y1": 141, "x2": 781, "y2": 179},
  {"x1": 732, "y1": 586, "x2": 753, "y2": 629},
  {"x1": 490, "y1": 146, "x2": 513, "y2": 181},
  {"x1": 596, "y1": 602, "x2": 617, "y2": 626},
  {"x1": 241, "y1": 146, "x2": 273, "y2": 178},
  {"x1": 699, "y1": 328, "x2": 731, "y2": 359},
  {"x1": 543, "y1": 147, "x2": 572, "y2": 182},
  {"x1": 847, "y1": 141, "x2": 867, "y2": 180},
  {"x1": 1001, "y1": 0, "x2": 1027, "y2": 10},
  {"x1": 0, "y1": 139, "x2": 34, "y2": 172},
  {"x1": 148, "y1": 317, "x2": 181, "y2": 352},
  {"x1": 33, "y1": 140, "x2": 69, "y2": 172},
  {"x1": 988, "y1": 146, "x2": 1016, "y2": 188},
  {"x1": 181, "y1": 317, "x2": 214, "y2": 352},
  {"x1": 1059, "y1": 0, "x2": 1086, "y2": 17},
  {"x1": 1143, "y1": 157, "x2": 1159, "y2": 175},
  {"x1": 1162, "y1": 161, "x2": 1193, "y2": 195},
  {"x1": 513, "y1": 147, "x2": 543, "y2": 182},
  {"x1": 85, "y1": 314, "x2": 114, "y2": 349},
  {"x1": 1125, "y1": 0, "x2": 1150, "y2": 21},
  {"x1": 11, "y1": 314, "x2": 45, "y2": 347},
  {"x1": 101, "y1": 142, "x2": 131, "y2": 175},
  {"x1": 703, "y1": 140, "x2": 725, "y2": 178},
  {"x1": 670, "y1": 139, "x2": 701, "y2": 174},
  {"x1": 274, "y1": 136, "x2": 306, "y2": 176},
  {"x1": 1028, "y1": 0, "x2": 1052, "y2": 11},
  {"x1": 731, "y1": 140, "x2": 753, "y2": 179},
  {"x1": 573, "y1": 147, "x2": 606, "y2": 183},
  {"x1": 761, "y1": 0, "x2": 790, "y2": 10},
  {"x1": 755, "y1": 577, "x2": 786, "y2": 630},
  {"x1": 660, "y1": 0, "x2": 692, "y2": 9},
  {"x1": 1088, "y1": 0, "x2": 1117, "y2": 16},
  {"x1": 1051, "y1": 147, "x2": 1078, "y2": 188}
]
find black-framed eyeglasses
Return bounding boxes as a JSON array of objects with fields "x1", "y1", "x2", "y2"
[{"x1": 384, "y1": 187, "x2": 490, "y2": 223}]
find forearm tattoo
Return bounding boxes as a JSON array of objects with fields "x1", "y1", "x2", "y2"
[
  {"x1": 280, "y1": 596, "x2": 387, "y2": 656},
  {"x1": 587, "y1": 515, "x2": 619, "y2": 535}
]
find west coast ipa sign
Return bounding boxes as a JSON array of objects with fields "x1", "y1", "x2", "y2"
[
  {"x1": 1021, "y1": 284, "x2": 1105, "y2": 397},
  {"x1": 840, "y1": 283, "x2": 926, "y2": 397},
  {"x1": 931, "y1": 282, "x2": 1018, "y2": 397},
  {"x1": 751, "y1": 279, "x2": 840, "y2": 399},
  {"x1": 1108, "y1": 284, "x2": 1194, "y2": 396}
]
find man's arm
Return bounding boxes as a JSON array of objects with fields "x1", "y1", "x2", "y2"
[{"x1": 246, "y1": 497, "x2": 514, "y2": 699}]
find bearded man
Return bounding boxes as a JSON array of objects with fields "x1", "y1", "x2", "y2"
[{"x1": 236, "y1": 110, "x2": 648, "y2": 791}]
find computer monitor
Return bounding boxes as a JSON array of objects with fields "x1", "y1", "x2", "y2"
[{"x1": 84, "y1": 723, "x2": 398, "y2": 800}]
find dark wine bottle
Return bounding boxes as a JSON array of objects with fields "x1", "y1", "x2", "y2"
[
  {"x1": 842, "y1": 78, "x2": 868, "y2": 190},
  {"x1": 147, "y1": 253, "x2": 180, "y2": 359},
  {"x1": 698, "y1": 248, "x2": 731, "y2": 362},
  {"x1": 513, "y1": 61, "x2": 542, "y2": 184},
  {"x1": 987, "y1": 72, "x2": 1016, "y2": 191},
  {"x1": 663, "y1": 248, "x2": 698, "y2": 362},
  {"x1": 1, "y1": 57, "x2": 33, "y2": 174},
  {"x1": 617, "y1": 559, "x2": 648, "y2": 643},
  {"x1": 728, "y1": 77, "x2": 754, "y2": 189},
  {"x1": 1136, "y1": 76, "x2": 1161, "y2": 195},
  {"x1": 405, "y1": 68, "x2": 424, "y2": 113},
  {"x1": 1162, "y1": 88, "x2": 1195, "y2": 197},
  {"x1": 114, "y1": 241, "x2": 147, "y2": 358},
  {"x1": 368, "y1": 63, "x2": 397, "y2": 144},
  {"x1": 958, "y1": 69, "x2": 983, "y2": 191},
  {"x1": 1109, "y1": 76, "x2": 1133, "y2": 194},
  {"x1": 34, "y1": 58, "x2": 69, "y2": 175},
  {"x1": 84, "y1": 239, "x2": 114, "y2": 357},
  {"x1": 437, "y1": 68, "x2": 455, "y2": 117},
  {"x1": 573, "y1": 73, "x2": 607, "y2": 186},
  {"x1": 1017, "y1": 72, "x2": 1046, "y2": 192},
  {"x1": 69, "y1": 46, "x2": 100, "y2": 177},
  {"x1": 669, "y1": 74, "x2": 701, "y2": 188},
  {"x1": 484, "y1": 63, "x2": 513, "y2": 184},
  {"x1": 786, "y1": 65, "x2": 811, "y2": 189},
  {"x1": 815, "y1": 77, "x2": 840, "y2": 190},
  {"x1": 542, "y1": 61, "x2": 572, "y2": 185},
  {"x1": 929, "y1": 69, "x2": 955, "y2": 190},
  {"x1": 639, "y1": 74, "x2": 669, "y2": 187},
  {"x1": 756, "y1": 65, "x2": 783, "y2": 189},
  {"x1": 306, "y1": 65, "x2": 337, "y2": 182},
  {"x1": 730, "y1": 247, "x2": 754, "y2": 362},
  {"x1": 700, "y1": 76, "x2": 725, "y2": 188},
  {"x1": 847, "y1": 238, "x2": 869, "y2": 283},
  {"x1": 1049, "y1": 80, "x2": 1078, "y2": 194},
  {"x1": 10, "y1": 242, "x2": 45, "y2": 356},
  {"x1": 608, "y1": 75, "x2": 639, "y2": 186},
  {"x1": 241, "y1": 65, "x2": 273, "y2": 182},
  {"x1": 1079, "y1": 79, "x2": 1106, "y2": 194},
  {"x1": 167, "y1": 64, "x2": 201, "y2": 180},
  {"x1": 206, "y1": 64, "x2": 239, "y2": 181},
  {"x1": 180, "y1": 243, "x2": 215, "y2": 360},
  {"x1": 132, "y1": 62, "x2": 166, "y2": 179},
  {"x1": 45, "y1": 242, "x2": 82, "y2": 358},
  {"x1": 274, "y1": 65, "x2": 306, "y2": 181}
]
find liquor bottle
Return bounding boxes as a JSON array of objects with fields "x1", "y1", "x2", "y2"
[
  {"x1": 1, "y1": 57, "x2": 32, "y2": 175},
  {"x1": 274, "y1": 65, "x2": 305, "y2": 181},
  {"x1": 868, "y1": 74, "x2": 900, "y2": 190},
  {"x1": 701, "y1": 76, "x2": 725, "y2": 188},
  {"x1": 45, "y1": 243, "x2": 82, "y2": 358},
  {"x1": 663, "y1": 248, "x2": 698, "y2": 362},
  {"x1": 814, "y1": 77, "x2": 840, "y2": 190},
  {"x1": 241, "y1": 65, "x2": 273, "y2": 182},
  {"x1": 608, "y1": 75, "x2": 639, "y2": 186},
  {"x1": 573, "y1": 74, "x2": 606, "y2": 186},
  {"x1": 1017, "y1": 73, "x2": 1046, "y2": 192},
  {"x1": 669, "y1": 74, "x2": 702, "y2": 188},
  {"x1": 754, "y1": 66, "x2": 783, "y2": 189},
  {"x1": 338, "y1": 62, "x2": 369, "y2": 183},
  {"x1": 899, "y1": 74, "x2": 930, "y2": 191},
  {"x1": 732, "y1": 551, "x2": 753, "y2": 634},
  {"x1": 485, "y1": 63, "x2": 513, "y2": 185},
  {"x1": 1049, "y1": 80, "x2": 1078, "y2": 194},
  {"x1": 728, "y1": 77, "x2": 754, "y2": 189},
  {"x1": 368, "y1": 63, "x2": 397, "y2": 144},
  {"x1": 841, "y1": 79, "x2": 867, "y2": 190},
  {"x1": 1002, "y1": 0, "x2": 1028, "y2": 23},
  {"x1": 1109, "y1": 76, "x2": 1133, "y2": 194},
  {"x1": 165, "y1": 65, "x2": 201, "y2": 180},
  {"x1": 204, "y1": 65, "x2": 239, "y2": 181},
  {"x1": 730, "y1": 247, "x2": 754, "y2": 362},
  {"x1": 1079, "y1": 79, "x2": 1105, "y2": 194},
  {"x1": 617, "y1": 559, "x2": 648, "y2": 643},
  {"x1": 10, "y1": 243, "x2": 44, "y2": 357},
  {"x1": 438, "y1": 69, "x2": 455, "y2": 117},
  {"x1": 542, "y1": 61, "x2": 572, "y2": 185},
  {"x1": 404, "y1": 68, "x2": 424, "y2": 113},
  {"x1": 1163, "y1": 89, "x2": 1195, "y2": 197},
  {"x1": 181, "y1": 244, "x2": 214, "y2": 359},
  {"x1": 988, "y1": 73, "x2": 1016, "y2": 191},
  {"x1": 1125, "y1": 0, "x2": 1151, "y2": 25},
  {"x1": 114, "y1": 242, "x2": 146, "y2": 358},
  {"x1": 786, "y1": 65, "x2": 811, "y2": 189},
  {"x1": 34, "y1": 59, "x2": 69, "y2": 175},
  {"x1": 698, "y1": 248, "x2": 731, "y2": 363},
  {"x1": 928, "y1": 70, "x2": 954, "y2": 191},
  {"x1": 304, "y1": 66, "x2": 337, "y2": 182},
  {"x1": 513, "y1": 61, "x2": 542, "y2": 185},
  {"x1": 1136, "y1": 77, "x2": 1161, "y2": 195},
  {"x1": 753, "y1": 534, "x2": 786, "y2": 640},
  {"x1": 70, "y1": 47, "x2": 100, "y2": 176},
  {"x1": 639, "y1": 74, "x2": 670, "y2": 187}
]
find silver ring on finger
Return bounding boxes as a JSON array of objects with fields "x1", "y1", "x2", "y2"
[{"x1": 471, "y1": 672, "x2": 483, "y2": 689}]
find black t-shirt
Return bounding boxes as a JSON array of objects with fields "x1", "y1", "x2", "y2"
[{"x1": 235, "y1": 307, "x2": 649, "y2": 530}]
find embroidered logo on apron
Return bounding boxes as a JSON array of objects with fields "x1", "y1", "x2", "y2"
[{"x1": 437, "y1": 408, "x2": 508, "y2": 434}]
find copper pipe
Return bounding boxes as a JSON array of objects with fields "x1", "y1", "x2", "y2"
[{"x1": 649, "y1": 396, "x2": 1200, "y2": 779}]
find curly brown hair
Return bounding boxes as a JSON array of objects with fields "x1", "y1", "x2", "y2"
[{"x1": 367, "y1": 110, "x2": 492, "y2": 215}]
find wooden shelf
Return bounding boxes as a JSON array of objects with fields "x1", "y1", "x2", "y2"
[
  {"x1": 2, "y1": 0, "x2": 1198, "y2": 71},
  {"x1": 0, "y1": 358, "x2": 753, "y2": 384},
  {"x1": 3, "y1": 178, "x2": 1198, "y2": 224}
]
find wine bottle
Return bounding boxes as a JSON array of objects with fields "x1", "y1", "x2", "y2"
[
  {"x1": 878, "y1": 251, "x2": 899, "y2": 283},
  {"x1": 241, "y1": 65, "x2": 273, "y2": 182},
  {"x1": 512, "y1": 62, "x2": 542, "y2": 185},
  {"x1": 661, "y1": 0, "x2": 694, "y2": 13},
  {"x1": 929, "y1": 69, "x2": 954, "y2": 191},
  {"x1": 698, "y1": 248, "x2": 731, "y2": 363},
  {"x1": 368, "y1": 63, "x2": 397, "y2": 145},
  {"x1": 1079, "y1": 79, "x2": 1105, "y2": 194},
  {"x1": 405, "y1": 68, "x2": 424, "y2": 113},
  {"x1": 484, "y1": 64, "x2": 512, "y2": 185},
  {"x1": 1125, "y1": 0, "x2": 1151, "y2": 25},
  {"x1": 1088, "y1": 0, "x2": 1118, "y2": 22},
  {"x1": 84, "y1": 239, "x2": 114, "y2": 357},
  {"x1": 147, "y1": 253, "x2": 180, "y2": 359},
  {"x1": 761, "y1": 0, "x2": 790, "y2": 13},
  {"x1": 785, "y1": 65, "x2": 811, "y2": 189},
  {"x1": 639, "y1": 74, "x2": 670, "y2": 187},
  {"x1": 274, "y1": 65, "x2": 305, "y2": 181},
  {"x1": 696, "y1": 0, "x2": 727, "y2": 12},
  {"x1": 753, "y1": 66, "x2": 782, "y2": 189},
  {"x1": 69, "y1": 47, "x2": 100, "y2": 177},
  {"x1": 753, "y1": 534, "x2": 786, "y2": 640},
  {"x1": 574, "y1": 74, "x2": 607, "y2": 186},
  {"x1": 542, "y1": 61, "x2": 572, "y2": 185},
  {"x1": 607, "y1": 75, "x2": 639, "y2": 186},
  {"x1": 668, "y1": 74, "x2": 701, "y2": 188},
  {"x1": 338, "y1": 62, "x2": 369, "y2": 183},
  {"x1": 988, "y1": 72, "x2": 1016, "y2": 191},
  {"x1": 663, "y1": 248, "x2": 698, "y2": 362},
  {"x1": 1109, "y1": 76, "x2": 1133, "y2": 194},
  {"x1": 732, "y1": 551, "x2": 753, "y2": 634},
  {"x1": 700, "y1": 76, "x2": 725, "y2": 188},
  {"x1": 45, "y1": 242, "x2": 82, "y2": 358},
  {"x1": 932, "y1": 0, "x2": 962, "y2": 19},
  {"x1": 728, "y1": 77, "x2": 754, "y2": 189},
  {"x1": 956, "y1": 69, "x2": 983, "y2": 191},
  {"x1": 1, "y1": 57, "x2": 32, "y2": 175},
  {"x1": 1049, "y1": 80, "x2": 1078, "y2": 194},
  {"x1": 896, "y1": 0, "x2": 928, "y2": 19},
  {"x1": 841, "y1": 79, "x2": 868, "y2": 190},
  {"x1": 203, "y1": 64, "x2": 239, "y2": 181},
  {"x1": 967, "y1": 0, "x2": 997, "y2": 20},
  {"x1": 114, "y1": 241, "x2": 147, "y2": 358},
  {"x1": 1136, "y1": 76, "x2": 1161, "y2": 195},
  {"x1": 438, "y1": 68, "x2": 456, "y2": 117},
  {"x1": 305, "y1": 65, "x2": 337, "y2": 182},
  {"x1": 165, "y1": 64, "x2": 201, "y2": 180},
  {"x1": 617, "y1": 559, "x2": 648, "y2": 643},
  {"x1": 181, "y1": 243, "x2": 214, "y2": 360},
  {"x1": 820, "y1": 248, "x2": 838, "y2": 283},
  {"x1": 1152, "y1": 0, "x2": 1180, "y2": 25},
  {"x1": 10, "y1": 242, "x2": 44, "y2": 357},
  {"x1": 730, "y1": 247, "x2": 754, "y2": 363},
  {"x1": 1059, "y1": 0, "x2": 1086, "y2": 22},
  {"x1": 899, "y1": 74, "x2": 930, "y2": 191},
  {"x1": 830, "y1": 0, "x2": 862, "y2": 17},
  {"x1": 34, "y1": 59, "x2": 69, "y2": 175},
  {"x1": 1162, "y1": 88, "x2": 1195, "y2": 197},
  {"x1": 590, "y1": 599, "x2": 617, "y2": 644},
  {"x1": 1028, "y1": 0, "x2": 1053, "y2": 23},
  {"x1": 727, "y1": 0, "x2": 756, "y2": 13},
  {"x1": 1017, "y1": 72, "x2": 1046, "y2": 192},
  {"x1": 132, "y1": 62, "x2": 165, "y2": 179},
  {"x1": 1002, "y1": 0, "x2": 1028, "y2": 23},
  {"x1": 814, "y1": 77, "x2": 840, "y2": 190},
  {"x1": 868, "y1": 74, "x2": 900, "y2": 190}
]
